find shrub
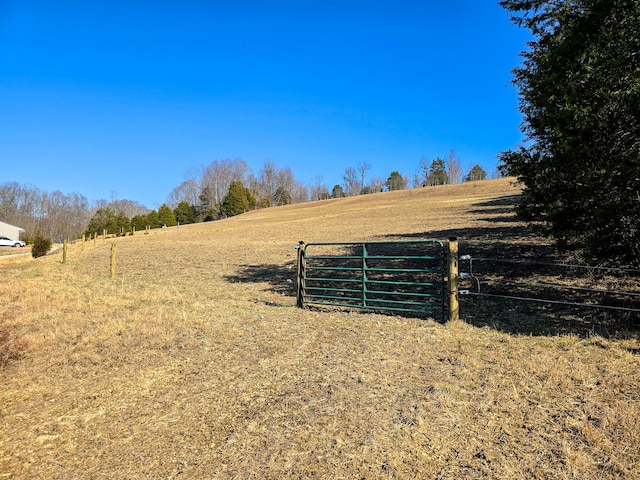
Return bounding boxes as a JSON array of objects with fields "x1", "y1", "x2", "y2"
[{"x1": 31, "y1": 233, "x2": 52, "y2": 258}]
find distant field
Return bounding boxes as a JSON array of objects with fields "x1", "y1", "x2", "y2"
[{"x1": 1, "y1": 177, "x2": 639, "y2": 479}]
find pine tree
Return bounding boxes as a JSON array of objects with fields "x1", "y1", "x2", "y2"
[
  {"x1": 464, "y1": 165, "x2": 487, "y2": 182},
  {"x1": 499, "y1": 0, "x2": 640, "y2": 265},
  {"x1": 425, "y1": 158, "x2": 448, "y2": 186},
  {"x1": 157, "y1": 204, "x2": 177, "y2": 227},
  {"x1": 221, "y1": 181, "x2": 255, "y2": 217},
  {"x1": 197, "y1": 185, "x2": 217, "y2": 221},
  {"x1": 385, "y1": 171, "x2": 406, "y2": 191},
  {"x1": 85, "y1": 207, "x2": 128, "y2": 235},
  {"x1": 331, "y1": 185, "x2": 345, "y2": 198},
  {"x1": 174, "y1": 201, "x2": 196, "y2": 224},
  {"x1": 146, "y1": 210, "x2": 159, "y2": 229}
]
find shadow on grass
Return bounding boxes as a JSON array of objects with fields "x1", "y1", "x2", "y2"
[
  {"x1": 224, "y1": 263, "x2": 297, "y2": 297},
  {"x1": 375, "y1": 196, "x2": 640, "y2": 339},
  {"x1": 225, "y1": 196, "x2": 640, "y2": 340}
]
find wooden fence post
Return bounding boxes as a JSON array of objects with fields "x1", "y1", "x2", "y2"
[
  {"x1": 110, "y1": 244, "x2": 116, "y2": 278},
  {"x1": 63, "y1": 240, "x2": 68, "y2": 264},
  {"x1": 296, "y1": 241, "x2": 305, "y2": 308},
  {"x1": 448, "y1": 237, "x2": 459, "y2": 322}
]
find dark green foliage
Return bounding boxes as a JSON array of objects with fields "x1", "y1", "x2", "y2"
[
  {"x1": 146, "y1": 210, "x2": 159, "y2": 229},
  {"x1": 331, "y1": 185, "x2": 345, "y2": 198},
  {"x1": 221, "y1": 181, "x2": 256, "y2": 217},
  {"x1": 385, "y1": 171, "x2": 406, "y2": 191},
  {"x1": 115, "y1": 211, "x2": 130, "y2": 235},
  {"x1": 464, "y1": 165, "x2": 487, "y2": 182},
  {"x1": 85, "y1": 208, "x2": 130, "y2": 236},
  {"x1": 425, "y1": 158, "x2": 448, "y2": 186},
  {"x1": 157, "y1": 204, "x2": 177, "y2": 227},
  {"x1": 197, "y1": 185, "x2": 218, "y2": 222},
  {"x1": 31, "y1": 233, "x2": 52, "y2": 258},
  {"x1": 131, "y1": 209, "x2": 172, "y2": 231},
  {"x1": 499, "y1": 0, "x2": 640, "y2": 266},
  {"x1": 131, "y1": 215, "x2": 148, "y2": 232},
  {"x1": 173, "y1": 201, "x2": 197, "y2": 225}
]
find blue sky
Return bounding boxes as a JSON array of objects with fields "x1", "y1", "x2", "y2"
[{"x1": 1, "y1": 1, "x2": 530, "y2": 208}]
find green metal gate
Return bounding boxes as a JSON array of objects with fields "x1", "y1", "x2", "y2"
[{"x1": 296, "y1": 240, "x2": 447, "y2": 319}]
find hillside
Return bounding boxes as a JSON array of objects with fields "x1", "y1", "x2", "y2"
[{"x1": 1, "y1": 178, "x2": 639, "y2": 479}]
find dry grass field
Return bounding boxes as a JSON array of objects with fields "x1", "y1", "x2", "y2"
[{"x1": 1, "y1": 177, "x2": 639, "y2": 479}]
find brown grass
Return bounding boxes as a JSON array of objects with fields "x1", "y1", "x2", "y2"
[{"x1": 1, "y1": 178, "x2": 639, "y2": 479}]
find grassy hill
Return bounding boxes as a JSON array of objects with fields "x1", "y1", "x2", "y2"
[{"x1": 1, "y1": 177, "x2": 639, "y2": 479}]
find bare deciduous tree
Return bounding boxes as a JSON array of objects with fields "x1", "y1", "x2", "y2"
[
  {"x1": 357, "y1": 162, "x2": 372, "y2": 194},
  {"x1": 202, "y1": 159, "x2": 250, "y2": 206},
  {"x1": 167, "y1": 177, "x2": 200, "y2": 208},
  {"x1": 342, "y1": 167, "x2": 360, "y2": 196},
  {"x1": 367, "y1": 177, "x2": 385, "y2": 193},
  {"x1": 250, "y1": 160, "x2": 301, "y2": 207},
  {"x1": 309, "y1": 176, "x2": 330, "y2": 201},
  {"x1": 446, "y1": 149, "x2": 463, "y2": 184},
  {"x1": 0, "y1": 182, "x2": 93, "y2": 241}
]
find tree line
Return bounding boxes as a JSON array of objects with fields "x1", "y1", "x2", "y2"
[
  {"x1": 166, "y1": 154, "x2": 488, "y2": 220},
  {"x1": 0, "y1": 182, "x2": 91, "y2": 243},
  {"x1": 1, "y1": 155, "x2": 489, "y2": 242},
  {"x1": 0, "y1": 183, "x2": 151, "y2": 242}
]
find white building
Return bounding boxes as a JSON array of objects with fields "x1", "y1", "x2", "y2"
[{"x1": 0, "y1": 221, "x2": 26, "y2": 240}]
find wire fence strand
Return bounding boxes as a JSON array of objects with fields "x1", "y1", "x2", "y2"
[
  {"x1": 458, "y1": 255, "x2": 640, "y2": 316},
  {"x1": 462, "y1": 291, "x2": 640, "y2": 314},
  {"x1": 469, "y1": 257, "x2": 640, "y2": 275}
]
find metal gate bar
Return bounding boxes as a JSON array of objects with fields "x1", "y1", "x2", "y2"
[{"x1": 297, "y1": 240, "x2": 447, "y2": 319}]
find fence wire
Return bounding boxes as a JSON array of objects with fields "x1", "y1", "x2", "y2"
[
  {"x1": 462, "y1": 291, "x2": 640, "y2": 314},
  {"x1": 458, "y1": 255, "x2": 640, "y2": 315}
]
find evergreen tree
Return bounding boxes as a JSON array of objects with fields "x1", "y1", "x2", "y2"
[
  {"x1": 173, "y1": 201, "x2": 197, "y2": 224},
  {"x1": 197, "y1": 185, "x2": 217, "y2": 221},
  {"x1": 115, "y1": 210, "x2": 131, "y2": 234},
  {"x1": 499, "y1": 0, "x2": 640, "y2": 265},
  {"x1": 385, "y1": 171, "x2": 406, "y2": 191},
  {"x1": 131, "y1": 214, "x2": 148, "y2": 232},
  {"x1": 464, "y1": 165, "x2": 487, "y2": 182},
  {"x1": 146, "y1": 210, "x2": 159, "y2": 229},
  {"x1": 425, "y1": 158, "x2": 448, "y2": 186},
  {"x1": 331, "y1": 185, "x2": 345, "y2": 198},
  {"x1": 221, "y1": 181, "x2": 255, "y2": 217},
  {"x1": 157, "y1": 204, "x2": 177, "y2": 227},
  {"x1": 85, "y1": 207, "x2": 128, "y2": 235}
]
